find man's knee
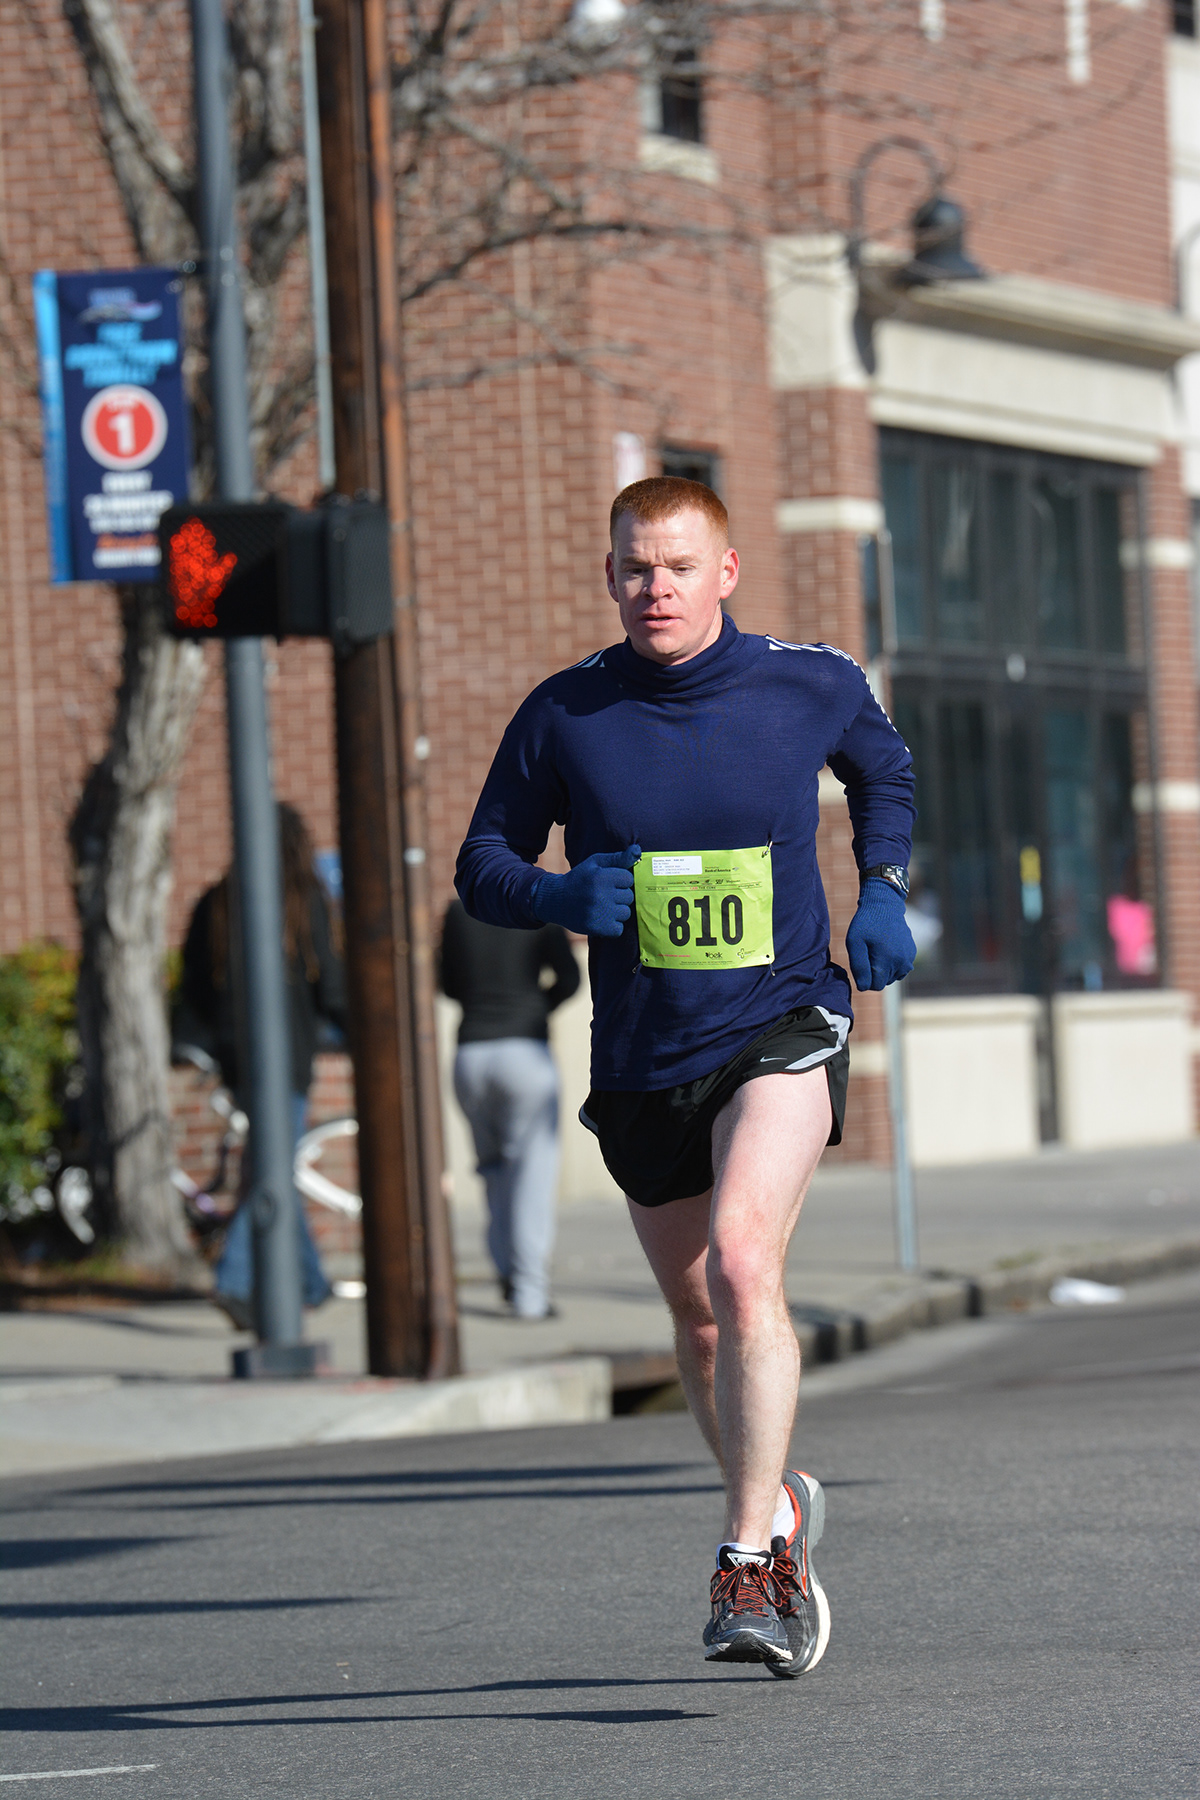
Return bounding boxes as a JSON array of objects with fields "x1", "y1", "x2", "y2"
[{"x1": 706, "y1": 1237, "x2": 784, "y2": 1327}]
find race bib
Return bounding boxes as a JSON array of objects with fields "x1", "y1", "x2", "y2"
[{"x1": 634, "y1": 845, "x2": 774, "y2": 970}]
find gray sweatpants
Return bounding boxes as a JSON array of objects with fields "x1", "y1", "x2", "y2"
[{"x1": 453, "y1": 1037, "x2": 559, "y2": 1318}]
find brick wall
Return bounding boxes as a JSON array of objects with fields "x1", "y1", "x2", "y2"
[
  {"x1": 1, "y1": 0, "x2": 1196, "y2": 1173},
  {"x1": 771, "y1": 3, "x2": 1172, "y2": 305}
]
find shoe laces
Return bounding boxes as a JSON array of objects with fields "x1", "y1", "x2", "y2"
[
  {"x1": 769, "y1": 1540, "x2": 809, "y2": 1605},
  {"x1": 710, "y1": 1556, "x2": 777, "y2": 1619}
]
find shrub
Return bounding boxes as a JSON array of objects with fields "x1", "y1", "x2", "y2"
[{"x1": 0, "y1": 942, "x2": 81, "y2": 1219}]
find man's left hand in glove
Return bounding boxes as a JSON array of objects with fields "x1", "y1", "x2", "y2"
[{"x1": 845, "y1": 876, "x2": 917, "y2": 991}]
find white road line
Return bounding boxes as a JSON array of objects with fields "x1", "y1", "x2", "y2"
[{"x1": 0, "y1": 1769, "x2": 156, "y2": 1784}]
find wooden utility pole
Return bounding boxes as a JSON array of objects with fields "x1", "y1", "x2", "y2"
[{"x1": 313, "y1": 0, "x2": 460, "y2": 1377}]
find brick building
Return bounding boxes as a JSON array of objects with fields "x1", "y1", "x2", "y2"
[{"x1": 1, "y1": 0, "x2": 1197, "y2": 1210}]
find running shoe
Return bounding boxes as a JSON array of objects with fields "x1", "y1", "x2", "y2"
[
  {"x1": 765, "y1": 1469, "x2": 830, "y2": 1678},
  {"x1": 703, "y1": 1545, "x2": 792, "y2": 1665}
]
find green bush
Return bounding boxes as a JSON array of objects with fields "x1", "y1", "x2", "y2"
[{"x1": 0, "y1": 942, "x2": 80, "y2": 1217}]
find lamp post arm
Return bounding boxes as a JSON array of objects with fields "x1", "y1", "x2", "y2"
[{"x1": 848, "y1": 136, "x2": 944, "y2": 269}]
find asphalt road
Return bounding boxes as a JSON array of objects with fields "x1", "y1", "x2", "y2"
[{"x1": 3, "y1": 1282, "x2": 1198, "y2": 1799}]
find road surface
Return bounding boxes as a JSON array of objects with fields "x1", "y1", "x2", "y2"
[{"x1": 3, "y1": 1276, "x2": 1198, "y2": 1797}]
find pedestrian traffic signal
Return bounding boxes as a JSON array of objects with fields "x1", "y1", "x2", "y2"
[
  {"x1": 160, "y1": 498, "x2": 394, "y2": 648},
  {"x1": 162, "y1": 501, "x2": 288, "y2": 638}
]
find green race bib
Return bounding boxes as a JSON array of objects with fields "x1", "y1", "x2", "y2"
[{"x1": 634, "y1": 845, "x2": 774, "y2": 970}]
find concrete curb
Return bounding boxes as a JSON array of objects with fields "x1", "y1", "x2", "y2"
[
  {"x1": 792, "y1": 1234, "x2": 1200, "y2": 1364},
  {"x1": 312, "y1": 1360, "x2": 612, "y2": 1442},
  {"x1": 4, "y1": 1235, "x2": 1199, "y2": 1476},
  {"x1": 608, "y1": 1234, "x2": 1200, "y2": 1413},
  {"x1": 970, "y1": 1235, "x2": 1200, "y2": 1313},
  {"x1": 0, "y1": 1357, "x2": 611, "y2": 1480}
]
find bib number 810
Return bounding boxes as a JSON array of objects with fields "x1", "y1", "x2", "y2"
[
  {"x1": 633, "y1": 844, "x2": 773, "y2": 969},
  {"x1": 666, "y1": 892, "x2": 744, "y2": 948}
]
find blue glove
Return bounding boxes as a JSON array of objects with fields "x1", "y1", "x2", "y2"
[
  {"x1": 845, "y1": 877, "x2": 916, "y2": 991},
  {"x1": 530, "y1": 845, "x2": 642, "y2": 938}
]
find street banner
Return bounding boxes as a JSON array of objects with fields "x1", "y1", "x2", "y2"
[{"x1": 33, "y1": 266, "x2": 190, "y2": 584}]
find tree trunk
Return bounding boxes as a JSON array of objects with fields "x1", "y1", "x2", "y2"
[
  {"x1": 70, "y1": 586, "x2": 208, "y2": 1276},
  {"x1": 56, "y1": 0, "x2": 307, "y2": 1281}
]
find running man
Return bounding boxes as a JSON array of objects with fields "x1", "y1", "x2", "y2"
[{"x1": 456, "y1": 476, "x2": 915, "y2": 1675}]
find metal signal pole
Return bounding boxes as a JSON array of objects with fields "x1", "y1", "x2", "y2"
[
  {"x1": 191, "y1": 0, "x2": 318, "y2": 1371},
  {"x1": 874, "y1": 528, "x2": 920, "y2": 1275},
  {"x1": 312, "y1": 0, "x2": 460, "y2": 1376}
]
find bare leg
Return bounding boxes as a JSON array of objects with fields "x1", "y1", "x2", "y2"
[
  {"x1": 627, "y1": 1069, "x2": 830, "y2": 1548},
  {"x1": 627, "y1": 1192, "x2": 721, "y2": 1464},
  {"x1": 707, "y1": 1070, "x2": 830, "y2": 1547}
]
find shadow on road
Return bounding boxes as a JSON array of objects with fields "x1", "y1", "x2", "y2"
[
  {"x1": 0, "y1": 1675, "x2": 749, "y2": 1736},
  {"x1": 0, "y1": 1597, "x2": 362, "y2": 1620},
  {"x1": 0, "y1": 1536, "x2": 178, "y2": 1569},
  {"x1": 65, "y1": 1460, "x2": 712, "y2": 1498}
]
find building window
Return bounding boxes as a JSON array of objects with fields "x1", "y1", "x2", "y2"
[
  {"x1": 1172, "y1": 0, "x2": 1196, "y2": 38},
  {"x1": 877, "y1": 429, "x2": 1157, "y2": 999},
  {"x1": 642, "y1": 15, "x2": 705, "y2": 142},
  {"x1": 661, "y1": 444, "x2": 720, "y2": 491},
  {"x1": 659, "y1": 46, "x2": 703, "y2": 142}
]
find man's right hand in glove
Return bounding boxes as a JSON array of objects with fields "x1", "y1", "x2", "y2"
[{"x1": 530, "y1": 846, "x2": 642, "y2": 938}]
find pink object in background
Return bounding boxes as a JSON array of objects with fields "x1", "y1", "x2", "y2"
[{"x1": 1106, "y1": 894, "x2": 1157, "y2": 975}]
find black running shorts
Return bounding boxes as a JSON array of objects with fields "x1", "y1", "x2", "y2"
[{"x1": 579, "y1": 1006, "x2": 851, "y2": 1209}]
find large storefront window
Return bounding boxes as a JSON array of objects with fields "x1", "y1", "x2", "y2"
[{"x1": 877, "y1": 429, "x2": 1157, "y2": 997}]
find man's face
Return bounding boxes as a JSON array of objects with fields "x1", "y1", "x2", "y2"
[{"x1": 605, "y1": 507, "x2": 740, "y2": 666}]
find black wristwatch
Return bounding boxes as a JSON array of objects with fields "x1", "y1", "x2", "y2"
[{"x1": 860, "y1": 863, "x2": 909, "y2": 898}]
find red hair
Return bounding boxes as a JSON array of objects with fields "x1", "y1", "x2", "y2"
[{"x1": 610, "y1": 475, "x2": 728, "y2": 547}]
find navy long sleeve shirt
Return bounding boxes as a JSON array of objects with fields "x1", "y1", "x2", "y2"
[{"x1": 456, "y1": 617, "x2": 915, "y2": 1091}]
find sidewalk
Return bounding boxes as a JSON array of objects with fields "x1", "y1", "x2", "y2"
[{"x1": 2, "y1": 1140, "x2": 1197, "y2": 1477}]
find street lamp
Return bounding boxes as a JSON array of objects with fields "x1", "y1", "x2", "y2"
[
  {"x1": 899, "y1": 195, "x2": 988, "y2": 286},
  {"x1": 846, "y1": 137, "x2": 985, "y2": 1275},
  {"x1": 848, "y1": 136, "x2": 985, "y2": 372}
]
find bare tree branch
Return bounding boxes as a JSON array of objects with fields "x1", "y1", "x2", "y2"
[
  {"x1": 0, "y1": 235, "x2": 43, "y2": 457},
  {"x1": 439, "y1": 110, "x2": 583, "y2": 219},
  {"x1": 400, "y1": 214, "x2": 734, "y2": 304},
  {"x1": 62, "y1": 0, "x2": 193, "y2": 258}
]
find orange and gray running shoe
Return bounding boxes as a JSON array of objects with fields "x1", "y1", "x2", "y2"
[
  {"x1": 766, "y1": 1469, "x2": 830, "y2": 1678},
  {"x1": 703, "y1": 1545, "x2": 792, "y2": 1665}
]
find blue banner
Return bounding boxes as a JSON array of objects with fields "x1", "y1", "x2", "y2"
[{"x1": 33, "y1": 266, "x2": 191, "y2": 584}]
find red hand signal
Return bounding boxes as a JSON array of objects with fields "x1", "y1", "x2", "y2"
[{"x1": 168, "y1": 516, "x2": 239, "y2": 629}]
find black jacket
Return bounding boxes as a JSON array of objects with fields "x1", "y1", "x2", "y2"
[
  {"x1": 439, "y1": 900, "x2": 579, "y2": 1045},
  {"x1": 174, "y1": 882, "x2": 347, "y2": 1097}
]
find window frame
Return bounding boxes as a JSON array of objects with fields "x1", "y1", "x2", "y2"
[
  {"x1": 877, "y1": 428, "x2": 1161, "y2": 1001},
  {"x1": 640, "y1": 8, "x2": 706, "y2": 143},
  {"x1": 660, "y1": 444, "x2": 722, "y2": 492},
  {"x1": 879, "y1": 430, "x2": 1143, "y2": 668}
]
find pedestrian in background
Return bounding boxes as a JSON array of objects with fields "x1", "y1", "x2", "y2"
[
  {"x1": 175, "y1": 803, "x2": 346, "y2": 1329},
  {"x1": 439, "y1": 898, "x2": 580, "y2": 1320}
]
